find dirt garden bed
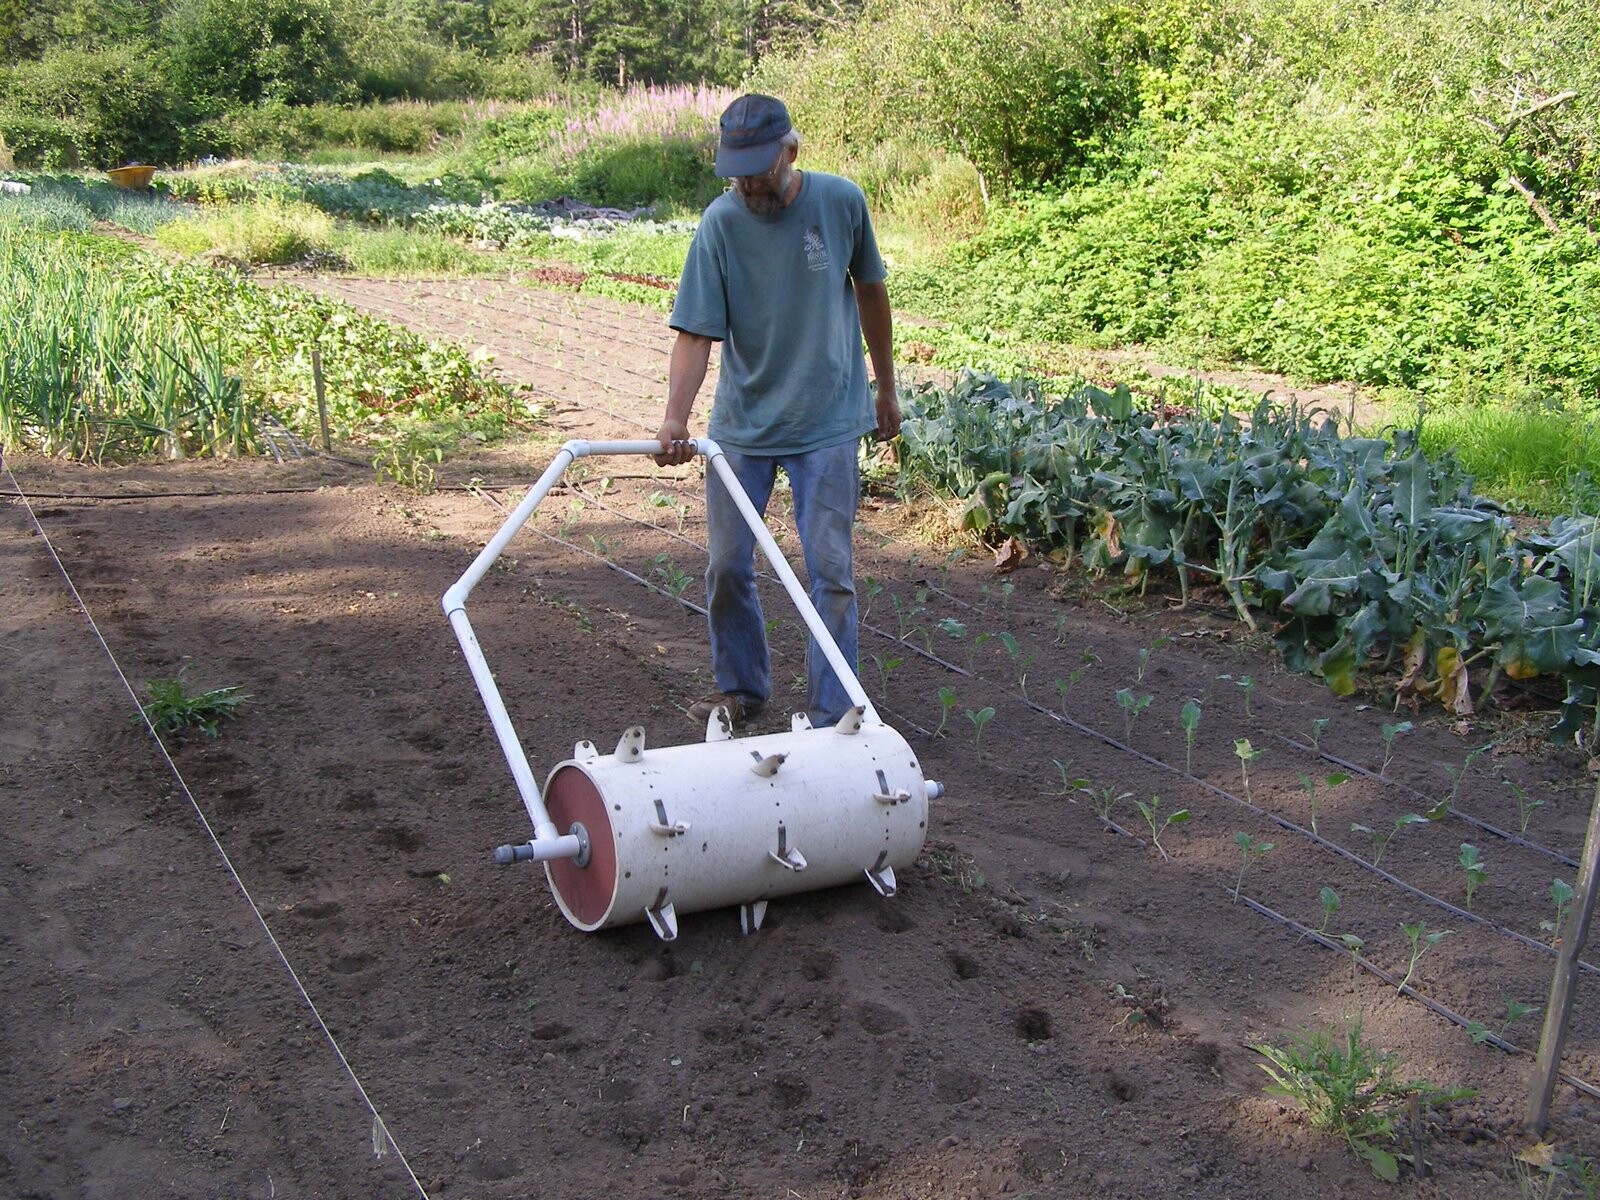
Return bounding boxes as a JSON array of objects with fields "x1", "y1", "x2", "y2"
[{"x1": 2, "y1": 279, "x2": 1597, "y2": 1199}]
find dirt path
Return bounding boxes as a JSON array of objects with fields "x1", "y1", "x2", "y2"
[{"x1": 2, "y1": 274, "x2": 1595, "y2": 1200}]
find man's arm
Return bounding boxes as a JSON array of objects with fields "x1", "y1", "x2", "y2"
[
  {"x1": 656, "y1": 330, "x2": 715, "y2": 465},
  {"x1": 853, "y1": 279, "x2": 899, "y2": 440}
]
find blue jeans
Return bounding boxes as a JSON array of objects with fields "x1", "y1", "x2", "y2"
[{"x1": 704, "y1": 439, "x2": 860, "y2": 726}]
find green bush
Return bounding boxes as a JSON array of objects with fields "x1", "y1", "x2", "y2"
[
  {"x1": 0, "y1": 43, "x2": 188, "y2": 167},
  {"x1": 154, "y1": 198, "x2": 335, "y2": 265},
  {"x1": 569, "y1": 137, "x2": 716, "y2": 209},
  {"x1": 161, "y1": 0, "x2": 355, "y2": 108}
]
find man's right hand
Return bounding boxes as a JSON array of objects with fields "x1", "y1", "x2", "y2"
[{"x1": 655, "y1": 418, "x2": 695, "y2": 466}]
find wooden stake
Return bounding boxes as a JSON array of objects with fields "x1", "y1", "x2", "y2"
[
  {"x1": 312, "y1": 348, "x2": 331, "y2": 453},
  {"x1": 1527, "y1": 773, "x2": 1600, "y2": 1133}
]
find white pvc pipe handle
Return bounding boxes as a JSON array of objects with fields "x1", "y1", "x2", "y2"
[{"x1": 443, "y1": 437, "x2": 879, "y2": 853}]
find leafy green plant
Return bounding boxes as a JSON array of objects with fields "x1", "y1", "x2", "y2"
[
  {"x1": 871, "y1": 653, "x2": 904, "y2": 700},
  {"x1": 138, "y1": 676, "x2": 248, "y2": 737},
  {"x1": 1298, "y1": 771, "x2": 1351, "y2": 837},
  {"x1": 1089, "y1": 785, "x2": 1132, "y2": 828},
  {"x1": 1133, "y1": 795, "x2": 1190, "y2": 861},
  {"x1": 1180, "y1": 698, "x2": 1202, "y2": 775},
  {"x1": 1350, "y1": 813, "x2": 1431, "y2": 868},
  {"x1": 1465, "y1": 997, "x2": 1539, "y2": 1047},
  {"x1": 965, "y1": 705, "x2": 996, "y2": 751},
  {"x1": 651, "y1": 555, "x2": 694, "y2": 600},
  {"x1": 1458, "y1": 844, "x2": 1487, "y2": 909},
  {"x1": 933, "y1": 685, "x2": 959, "y2": 738},
  {"x1": 1503, "y1": 777, "x2": 1544, "y2": 834},
  {"x1": 1397, "y1": 921, "x2": 1452, "y2": 994},
  {"x1": 1316, "y1": 886, "x2": 1341, "y2": 934},
  {"x1": 996, "y1": 631, "x2": 1037, "y2": 698},
  {"x1": 1135, "y1": 636, "x2": 1172, "y2": 683},
  {"x1": 1227, "y1": 673, "x2": 1256, "y2": 717},
  {"x1": 1233, "y1": 832, "x2": 1276, "y2": 902},
  {"x1": 1252, "y1": 1020, "x2": 1472, "y2": 1181},
  {"x1": 1310, "y1": 717, "x2": 1332, "y2": 752},
  {"x1": 1234, "y1": 738, "x2": 1263, "y2": 800},
  {"x1": 647, "y1": 489, "x2": 688, "y2": 533},
  {"x1": 1379, "y1": 721, "x2": 1413, "y2": 779},
  {"x1": 861, "y1": 575, "x2": 885, "y2": 623},
  {"x1": 1543, "y1": 878, "x2": 1576, "y2": 946},
  {"x1": 1115, "y1": 688, "x2": 1152, "y2": 743},
  {"x1": 1050, "y1": 758, "x2": 1089, "y2": 798}
]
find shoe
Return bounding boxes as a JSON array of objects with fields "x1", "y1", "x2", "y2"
[{"x1": 687, "y1": 691, "x2": 765, "y2": 726}]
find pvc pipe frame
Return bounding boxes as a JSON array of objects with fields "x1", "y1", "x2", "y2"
[{"x1": 442, "y1": 438, "x2": 881, "y2": 859}]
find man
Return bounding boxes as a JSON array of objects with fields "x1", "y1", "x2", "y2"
[{"x1": 655, "y1": 93, "x2": 898, "y2": 729}]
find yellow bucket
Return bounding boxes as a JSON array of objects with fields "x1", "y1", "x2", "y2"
[{"x1": 106, "y1": 165, "x2": 157, "y2": 190}]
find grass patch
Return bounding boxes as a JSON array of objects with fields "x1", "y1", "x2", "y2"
[
  {"x1": 334, "y1": 226, "x2": 498, "y2": 276},
  {"x1": 1417, "y1": 403, "x2": 1600, "y2": 514},
  {"x1": 154, "y1": 198, "x2": 334, "y2": 265}
]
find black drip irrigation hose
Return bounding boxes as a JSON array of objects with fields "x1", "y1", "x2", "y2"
[
  {"x1": 537, "y1": 477, "x2": 1599, "y2": 977},
  {"x1": 1239, "y1": 893, "x2": 1600, "y2": 1103},
  {"x1": 1276, "y1": 734, "x2": 1579, "y2": 870}
]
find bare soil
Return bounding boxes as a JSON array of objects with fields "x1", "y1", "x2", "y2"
[{"x1": 4, "y1": 277, "x2": 1599, "y2": 1200}]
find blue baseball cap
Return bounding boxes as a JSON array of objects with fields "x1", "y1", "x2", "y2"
[{"x1": 714, "y1": 94, "x2": 792, "y2": 178}]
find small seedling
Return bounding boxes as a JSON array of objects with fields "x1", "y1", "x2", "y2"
[
  {"x1": 1379, "y1": 720, "x2": 1413, "y2": 778},
  {"x1": 933, "y1": 686, "x2": 958, "y2": 737},
  {"x1": 861, "y1": 576, "x2": 885, "y2": 623},
  {"x1": 559, "y1": 497, "x2": 585, "y2": 538},
  {"x1": 1298, "y1": 771, "x2": 1351, "y2": 837},
  {"x1": 1542, "y1": 878, "x2": 1575, "y2": 946},
  {"x1": 1115, "y1": 688, "x2": 1153, "y2": 742},
  {"x1": 1179, "y1": 699, "x2": 1202, "y2": 775},
  {"x1": 1233, "y1": 832, "x2": 1277, "y2": 902},
  {"x1": 1350, "y1": 813, "x2": 1430, "y2": 869},
  {"x1": 138, "y1": 676, "x2": 249, "y2": 737},
  {"x1": 937, "y1": 616, "x2": 967, "y2": 647},
  {"x1": 1334, "y1": 932, "x2": 1365, "y2": 985},
  {"x1": 1234, "y1": 738, "x2": 1264, "y2": 800},
  {"x1": 1310, "y1": 716, "x2": 1331, "y2": 751},
  {"x1": 1317, "y1": 886, "x2": 1341, "y2": 934},
  {"x1": 1089, "y1": 785, "x2": 1133, "y2": 827},
  {"x1": 1443, "y1": 741, "x2": 1493, "y2": 808},
  {"x1": 1135, "y1": 636, "x2": 1173, "y2": 683},
  {"x1": 647, "y1": 489, "x2": 688, "y2": 533},
  {"x1": 891, "y1": 591, "x2": 925, "y2": 641},
  {"x1": 652, "y1": 557, "x2": 694, "y2": 600},
  {"x1": 1458, "y1": 844, "x2": 1486, "y2": 909},
  {"x1": 1133, "y1": 794, "x2": 1190, "y2": 861},
  {"x1": 997, "y1": 632, "x2": 1037, "y2": 697},
  {"x1": 998, "y1": 579, "x2": 1015, "y2": 609},
  {"x1": 585, "y1": 533, "x2": 613, "y2": 556},
  {"x1": 1465, "y1": 997, "x2": 1540, "y2": 1046},
  {"x1": 1053, "y1": 611, "x2": 1069, "y2": 646},
  {"x1": 1503, "y1": 777, "x2": 1543, "y2": 834},
  {"x1": 870, "y1": 653, "x2": 904, "y2": 699},
  {"x1": 1397, "y1": 921, "x2": 1452, "y2": 994},
  {"x1": 1050, "y1": 758, "x2": 1090, "y2": 798},
  {"x1": 966, "y1": 705, "x2": 996, "y2": 751},
  {"x1": 1220, "y1": 673, "x2": 1256, "y2": 716}
]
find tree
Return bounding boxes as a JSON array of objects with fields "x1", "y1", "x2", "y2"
[{"x1": 161, "y1": 0, "x2": 356, "y2": 107}]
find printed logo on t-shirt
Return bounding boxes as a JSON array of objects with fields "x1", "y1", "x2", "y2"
[{"x1": 803, "y1": 226, "x2": 829, "y2": 272}]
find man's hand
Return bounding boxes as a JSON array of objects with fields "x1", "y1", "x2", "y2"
[
  {"x1": 874, "y1": 378, "x2": 901, "y2": 441},
  {"x1": 655, "y1": 417, "x2": 695, "y2": 466}
]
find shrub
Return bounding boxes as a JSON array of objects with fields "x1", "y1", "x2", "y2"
[
  {"x1": 0, "y1": 43, "x2": 188, "y2": 167},
  {"x1": 154, "y1": 198, "x2": 335, "y2": 265}
]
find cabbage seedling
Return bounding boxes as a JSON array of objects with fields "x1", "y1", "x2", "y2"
[
  {"x1": 1234, "y1": 738, "x2": 1264, "y2": 800},
  {"x1": 870, "y1": 653, "x2": 904, "y2": 700},
  {"x1": 1397, "y1": 921, "x2": 1452, "y2": 994},
  {"x1": 1115, "y1": 688, "x2": 1152, "y2": 743},
  {"x1": 997, "y1": 632, "x2": 1037, "y2": 698},
  {"x1": 1465, "y1": 997, "x2": 1539, "y2": 1045},
  {"x1": 1180, "y1": 699, "x2": 1202, "y2": 775},
  {"x1": 1350, "y1": 813, "x2": 1430, "y2": 868},
  {"x1": 1233, "y1": 832, "x2": 1277, "y2": 902},
  {"x1": 933, "y1": 686, "x2": 958, "y2": 738},
  {"x1": 1135, "y1": 636, "x2": 1172, "y2": 684},
  {"x1": 1542, "y1": 878, "x2": 1575, "y2": 945},
  {"x1": 1220, "y1": 673, "x2": 1256, "y2": 717},
  {"x1": 1090, "y1": 785, "x2": 1132, "y2": 827},
  {"x1": 1317, "y1": 886, "x2": 1341, "y2": 934},
  {"x1": 653, "y1": 558, "x2": 694, "y2": 600},
  {"x1": 1310, "y1": 717, "x2": 1331, "y2": 752},
  {"x1": 1503, "y1": 777, "x2": 1543, "y2": 834},
  {"x1": 861, "y1": 575, "x2": 885, "y2": 623},
  {"x1": 1134, "y1": 795, "x2": 1190, "y2": 861},
  {"x1": 647, "y1": 489, "x2": 688, "y2": 533},
  {"x1": 1298, "y1": 771, "x2": 1351, "y2": 836},
  {"x1": 966, "y1": 706, "x2": 996, "y2": 751},
  {"x1": 1458, "y1": 844, "x2": 1486, "y2": 908},
  {"x1": 1379, "y1": 721, "x2": 1413, "y2": 779},
  {"x1": 1050, "y1": 758, "x2": 1090, "y2": 798}
]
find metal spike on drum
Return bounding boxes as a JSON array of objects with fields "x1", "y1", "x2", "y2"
[{"x1": 441, "y1": 438, "x2": 945, "y2": 941}]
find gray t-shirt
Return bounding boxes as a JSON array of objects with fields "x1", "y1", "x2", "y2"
[{"x1": 670, "y1": 171, "x2": 886, "y2": 455}]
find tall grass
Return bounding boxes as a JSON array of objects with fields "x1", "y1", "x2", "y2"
[{"x1": 1417, "y1": 404, "x2": 1600, "y2": 514}]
